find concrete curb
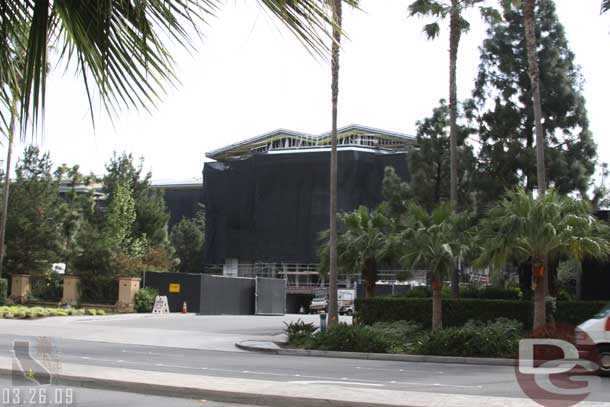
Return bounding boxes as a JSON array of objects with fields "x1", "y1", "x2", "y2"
[{"x1": 235, "y1": 341, "x2": 518, "y2": 367}]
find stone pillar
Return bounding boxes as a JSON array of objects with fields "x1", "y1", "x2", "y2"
[
  {"x1": 115, "y1": 277, "x2": 141, "y2": 313},
  {"x1": 10, "y1": 274, "x2": 31, "y2": 304},
  {"x1": 62, "y1": 275, "x2": 80, "y2": 306}
]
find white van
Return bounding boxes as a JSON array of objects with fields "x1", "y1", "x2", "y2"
[{"x1": 576, "y1": 304, "x2": 610, "y2": 376}]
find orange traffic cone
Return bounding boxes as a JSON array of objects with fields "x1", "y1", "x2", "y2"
[{"x1": 182, "y1": 301, "x2": 188, "y2": 314}]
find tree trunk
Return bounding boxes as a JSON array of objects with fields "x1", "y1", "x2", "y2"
[
  {"x1": 431, "y1": 276, "x2": 443, "y2": 331},
  {"x1": 0, "y1": 98, "x2": 17, "y2": 278},
  {"x1": 532, "y1": 260, "x2": 546, "y2": 332},
  {"x1": 523, "y1": 0, "x2": 546, "y2": 195},
  {"x1": 363, "y1": 258, "x2": 377, "y2": 299},
  {"x1": 449, "y1": 1, "x2": 461, "y2": 298},
  {"x1": 327, "y1": 0, "x2": 342, "y2": 328}
]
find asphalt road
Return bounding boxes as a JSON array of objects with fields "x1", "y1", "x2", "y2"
[
  {"x1": 0, "y1": 334, "x2": 608, "y2": 404},
  {"x1": 0, "y1": 377, "x2": 262, "y2": 407}
]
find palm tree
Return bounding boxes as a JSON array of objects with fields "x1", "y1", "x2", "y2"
[
  {"x1": 408, "y1": 0, "x2": 483, "y2": 298},
  {"x1": 0, "y1": 1, "x2": 356, "y2": 136},
  {"x1": 522, "y1": 0, "x2": 546, "y2": 195},
  {"x1": 390, "y1": 203, "x2": 472, "y2": 330},
  {"x1": 477, "y1": 189, "x2": 610, "y2": 331},
  {"x1": 327, "y1": 0, "x2": 344, "y2": 328},
  {"x1": 321, "y1": 206, "x2": 389, "y2": 299}
]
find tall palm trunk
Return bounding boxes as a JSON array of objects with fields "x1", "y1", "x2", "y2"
[
  {"x1": 523, "y1": 0, "x2": 547, "y2": 330},
  {"x1": 363, "y1": 257, "x2": 377, "y2": 299},
  {"x1": 327, "y1": 0, "x2": 342, "y2": 328},
  {"x1": 0, "y1": 98, "x2": 16, "y2": 278},
  {"x1": 431, "y1": 276, "x2": 443, "y2": 331},
  {"x1": 449, "y1": 0, "x2": 461, "y2": 298},
  {"x1": 523, "y1": 0, "x2": 545, "y2": 195},
  {"x1": 532, "y1": 259, "x2": 546, "y2": 330}
]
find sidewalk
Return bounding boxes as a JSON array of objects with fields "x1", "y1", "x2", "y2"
[{"x1": 1, "y1": 356, "x2": 600, "y2": 407}]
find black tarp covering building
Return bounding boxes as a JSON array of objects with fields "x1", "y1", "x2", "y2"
[
  {"x1": 154, "y1": 183, "x2": 204, "y2": 228},
  {"x1": 202, "y1": 150, "x2": 408, "y2": 265}
]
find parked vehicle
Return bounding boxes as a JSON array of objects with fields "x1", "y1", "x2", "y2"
[
  {"x1": 576, "y1": 304, "x2": 610, "y2": 376},
  {"x1": 309, "y1": 288, "x2": 355, "y2": 315}
]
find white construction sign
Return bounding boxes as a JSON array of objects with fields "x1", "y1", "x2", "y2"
[{"x1": 152, "y1": 295, "x2": 170, "y2": 314}]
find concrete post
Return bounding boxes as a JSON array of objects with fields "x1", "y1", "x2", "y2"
[
  {"x1": 115, "y1": 277, "x2": 141, "y2": 313},
  {"x1": 10, "y1": 274, "x2": 31, "y2": 304},
  {"x1": 62, "y1": 275, "x2": 80, "y2": 306}
]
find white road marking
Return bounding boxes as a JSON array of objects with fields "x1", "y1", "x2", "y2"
[
  {"x1": 289, "y1": 381, "x2": 383, "y2": 387},
  {"x1": 122, "y1": 350, "x2": 184, "y2": 358},
  {"x1": 355, "y1": 366, "x2": 445, "y2": 374},
  {"x1": 72, "y1": 355, "x2": 482, "y2": 390}
]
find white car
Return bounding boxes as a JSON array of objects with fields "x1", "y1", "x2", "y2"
[{"x1": 576, "y1": 304, "x2": 610, "y2": 376}]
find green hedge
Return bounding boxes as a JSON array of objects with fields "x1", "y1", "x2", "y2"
[{"x1": 356, "y1": 298, "x2": 608, "y2": 329}]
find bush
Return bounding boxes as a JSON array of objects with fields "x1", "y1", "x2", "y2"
[
  {"x1": 370, "y1": 321, "x2": 423, "y2": 353},
  {"x1": 411, "y1": 318, "x2": 523, "y2": 358},
  {"x1": 86, "y1": 308, "x2": 97, "y2": 316},
  {"x1": 134, "y1": 288, "x2": 158, "y2": 313},
  {"x1": 285, "y1": 319, "x2": 317, "y2": 347},
  {"x1": 356, "y1": 297, "x2": 608, "y2": 330},
  {"x1": 0, "y1": 279, "x2": 7, "y2": 305},
  {"x1": 404, "y1": 286, "x2": 451, "y2": 298},
  {"x1": 30, "y1": 273, "x2": 63, "y2": 301},
  {"x1": 97, "y1": 309, "x2": 106, "y2": 316},
  {"x1": 306, "y1": 324, "x2": 393, "y2": 353}
]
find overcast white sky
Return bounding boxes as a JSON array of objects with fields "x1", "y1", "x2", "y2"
[{"x1": 7, "y1": 1, "x2": 610, "y2": 182}]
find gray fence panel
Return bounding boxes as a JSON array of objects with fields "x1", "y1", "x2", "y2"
[
  {"x1": 255, "y1": 277, "x2": 286, "y2": 315},
  {"x1": 199, "y1": 275, "x2": 255, "y2": 315}
]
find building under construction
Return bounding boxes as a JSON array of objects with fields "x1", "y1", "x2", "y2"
[{"x1": 201, "y1": 125, "x2": 417, "y2": 308}]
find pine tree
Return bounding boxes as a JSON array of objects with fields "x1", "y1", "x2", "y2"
[
  {"x1": 467, "y1": 0, "x2": 596, "y2": 205},
  {"x1": 4, "y1": 147, "x2": 66, "y2": 275},
  {"x1": 409, "y1": 100, "x2": 477, "y2": 212}
]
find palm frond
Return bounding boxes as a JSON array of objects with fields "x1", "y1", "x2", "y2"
[
  {"x1": 602, "y1": 0, "x2": 610, "y2": 14},
  {"x1": 7, "y1": 0, "x2": 358, "y2": 138}
]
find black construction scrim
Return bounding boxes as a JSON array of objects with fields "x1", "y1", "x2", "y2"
[
  {"x1": 162, "y1": 187, "x2": 204, "y2": 228},
  {"x1": 202, "y1": 150, "x2": 408, "y2": 264}
]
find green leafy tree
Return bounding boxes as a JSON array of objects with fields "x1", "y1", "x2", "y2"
[
  {"x1": 4, "y1": 147, "x2": 66, "y2": 275},
  {"x1": 320, "y1": 206, "x2": 389, "y2": 299},
  {"x1": 170, "y1": 207, "x2": 205, "y2": 274},
  {"x1": 409, "y1": 101, "x2": 476, "y2": 212},
  {"x1": 466, "y1": 0, "x2": 596, "y2": 204},
  {"x1": 388, "y1": 203, "x2": 473, "y2": 330},
  {"x1": 380, "y1": 166, "x2": 412, "y2": 219},
  {"x1": 477, "y1": 189, "x2": 610, "y2": 330},
  {"x1": 103, "y1": 152, "x2": 170, "y2": 248}
]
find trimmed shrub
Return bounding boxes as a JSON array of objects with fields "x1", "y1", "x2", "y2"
[
  {"x1": 307, "y1": 323, "x2": 392, "y2": 353},
  {"x1": 461, "y1": 286, "x2": 523, "y2": 300},
  {"x1": 86, "y1": 309, "x2": 97, "y2": 316},
  {"x1": 370, "y1": 320, "x2": 423, "y2": 353},
  {"x1": 134, "y1": 288, "x2": 158, "y2": 313},
  {"x1": 97, "y1": 309, "x2": 106, "y2": 316},
  {"x1": 411, "y1": 318, "x2": 523, "y2": 358},
  {"x1": 356, "y1": 298, "x2": 608, "y2": 330}
]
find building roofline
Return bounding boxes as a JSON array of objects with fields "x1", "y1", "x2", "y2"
[{"x1": 206, "y1": 124, "x2": 415, "y2": 159}]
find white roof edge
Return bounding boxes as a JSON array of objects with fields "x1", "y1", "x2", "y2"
[{"x1": 206, "y1": 124, "x2": 415, "y2": 158}]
